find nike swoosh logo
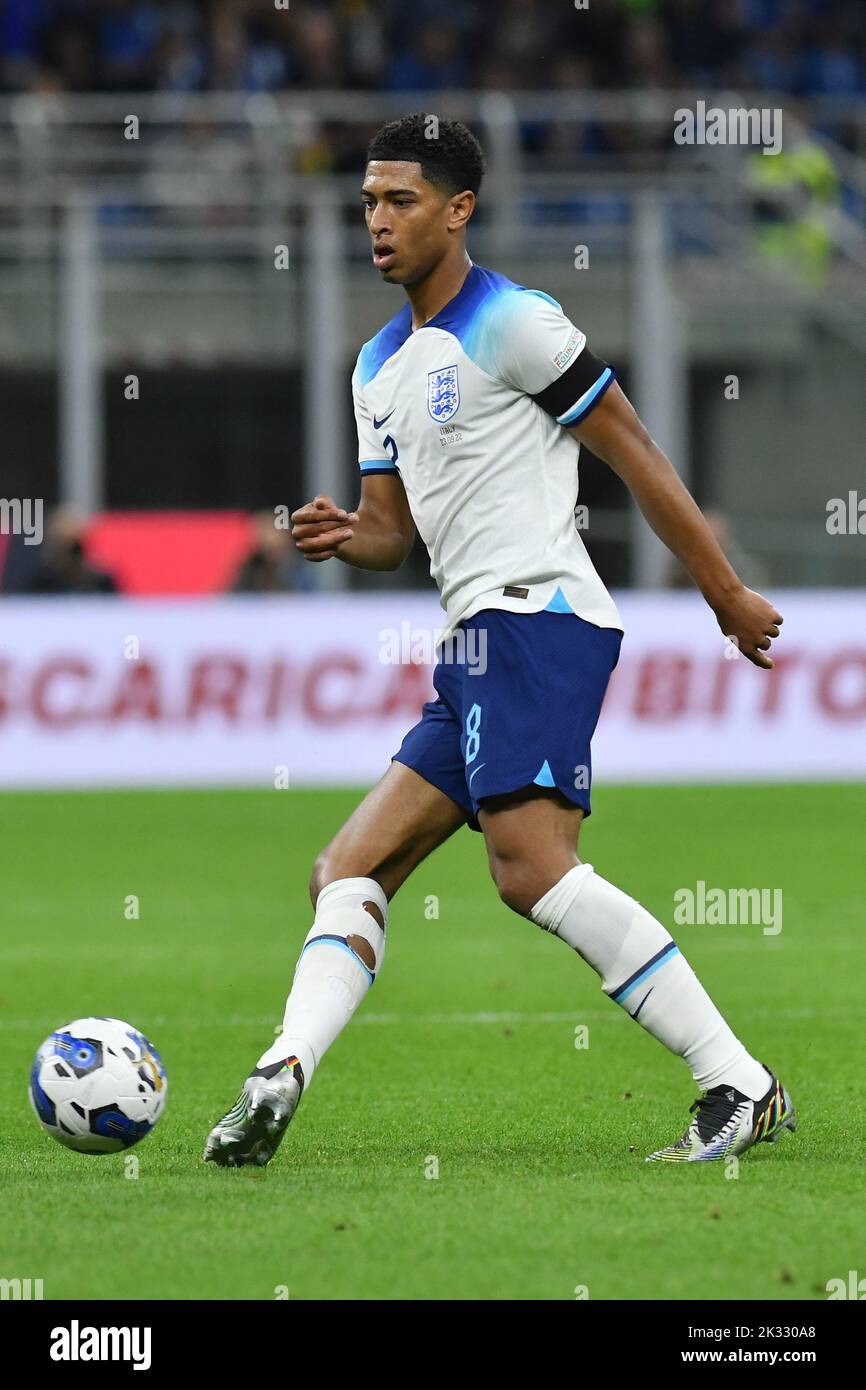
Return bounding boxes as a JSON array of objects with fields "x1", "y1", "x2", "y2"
[
  {"x1": 373, "y1": 409, "x2": 395, "y2": 429},
  {"x1": 468, "y1": 762, "x2": 486, "y2": 786},
  {"x1": 631, "y1": 988, "x2": 653, "y2": 1020}
]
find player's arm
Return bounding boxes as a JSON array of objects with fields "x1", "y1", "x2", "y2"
[
  {"x1": 568, "y1": 381, "x2": 782, "y2": 668},
  {"x1": 291, "y1": 474, "x2": 415, "y2": 571}
]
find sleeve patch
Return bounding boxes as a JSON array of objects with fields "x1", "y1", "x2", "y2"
[{"x1": 552, "y1": 328, "x2": 585, "y2": 373}]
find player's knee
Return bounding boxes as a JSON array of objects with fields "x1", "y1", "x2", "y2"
[{"x1": 488, "y1": 854, "x2": 540, "y2": 919}]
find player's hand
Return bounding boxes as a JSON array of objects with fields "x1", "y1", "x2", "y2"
[
  {"x1": 291, "y1": 494, "x2": 359, "y2": 562},
  {"x1": 711, "y1": 585, "x2": 783, "y2": 670}
]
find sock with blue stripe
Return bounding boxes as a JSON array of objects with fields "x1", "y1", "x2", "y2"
[
  {"x1": 255, "y1": 877, "x2": 387, "y2": 1088},
  {"x1": 530, "y1": 864, "x2": 769, "y2": 1101}
]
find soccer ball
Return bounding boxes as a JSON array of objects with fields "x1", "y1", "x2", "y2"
[{"x1": 29, "y1": 1017, "x2": 167, "y2": 1154}]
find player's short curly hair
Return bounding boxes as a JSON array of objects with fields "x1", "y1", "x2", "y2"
[{"x1": 366, "y1": 114, "x2": 485, "y2": 197}]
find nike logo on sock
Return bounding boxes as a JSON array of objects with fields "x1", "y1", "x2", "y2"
[
  {"x1": 373, "y1": 409, "x2": 395, "y2": 429},
  {"x1": 631, "y1": 988, "x2": 653, "y2": 1020}
]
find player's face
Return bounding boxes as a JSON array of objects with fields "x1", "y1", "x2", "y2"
[{"x1": 362, "y1": 161, "x2": 463, "y2": 285}]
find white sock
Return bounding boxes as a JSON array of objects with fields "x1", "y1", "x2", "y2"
[
  {"x1": 531, "y1": 864, "x2": 769, "y2": 1100},
  {"x1": 255, "y1": 877, "x2": 387, "y2": 1090}
]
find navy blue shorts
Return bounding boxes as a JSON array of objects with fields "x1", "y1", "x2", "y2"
[{"x1": 392, "y1": 609, "x2": 622, "y2": 831}]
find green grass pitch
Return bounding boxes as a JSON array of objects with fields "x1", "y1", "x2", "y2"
[{"x1": 0, "y1": 784, "x2": 863, "y2": 1301}]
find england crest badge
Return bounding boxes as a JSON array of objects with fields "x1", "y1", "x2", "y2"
[{"x1": 427, "y1": 365, "x2": 460, "y2": 422}]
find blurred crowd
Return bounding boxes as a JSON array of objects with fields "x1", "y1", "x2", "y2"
[{"x1": 1, "y1": 0, "x2": 865, "y2": 100}]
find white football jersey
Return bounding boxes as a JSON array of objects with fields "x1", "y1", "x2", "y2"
[{"x1": 352, "y1": 263, "x2": 623, "y2": 637}]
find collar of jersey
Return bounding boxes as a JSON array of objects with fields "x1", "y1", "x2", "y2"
[
  {"x1": 361, "y1": 263, "x2": 510, "y2": 386},
  {"x1": 393, "y1": 261, "x2": 485, "y2": 347},
  {"x1": 419, "y1": 261, "x2": 482, "y2": 333}
]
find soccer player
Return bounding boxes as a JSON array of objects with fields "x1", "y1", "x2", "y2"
[{"x1": 205, "y1": 115, "x2": 795, "y2": 1167}]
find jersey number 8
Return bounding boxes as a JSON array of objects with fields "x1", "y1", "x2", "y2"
[{"x1": 465, "y1": 703, "x2": 482, "y2": 764}]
